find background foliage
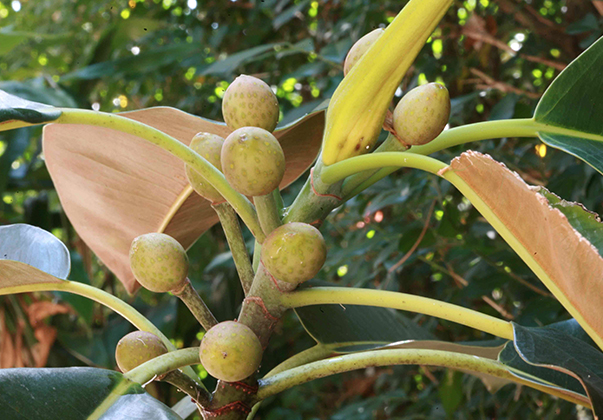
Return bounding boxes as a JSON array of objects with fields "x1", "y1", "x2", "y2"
[{"x1": 1, "y1": 0, "x2": 602, "y2": 418}]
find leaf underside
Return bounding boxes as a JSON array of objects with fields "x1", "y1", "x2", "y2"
[
  {"x1": 43, "y1": 106, "x2": 324, "y2": 292},
  {"x1": 0, "y1": 89, "x2": 61, "y2": 127},
  {"x1": 0, "y1": 367, "x2": 183, "y2": 420}
]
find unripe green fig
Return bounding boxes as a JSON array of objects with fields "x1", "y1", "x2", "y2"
[
  {"x1": 343, "y1": 28, "x2": 384, "y2": 76},
  {"x1": 221, "y1": 126, "x2": 285, "y2": 197},
  {"x1": 261, "y1": 222, "x2": 327, "y2": 284},
  {"x1": 222, "y1": 75, "x2": 280, "y2": 132},
  {"x1": 200, "y1": 321, "x2": 262, "y2": 382},
  {"x1": 129, "y1": 233, "x2": 188, "y2": 293},
  {"x1": 115, "y1": 331, "x2": 168, "y2": 373},
  {"x1": 185, "y1": 132, "x2": 225, "y2": 203},
  {"x1": 393, "y1": 83, "x2": 450, "y2": 146}
]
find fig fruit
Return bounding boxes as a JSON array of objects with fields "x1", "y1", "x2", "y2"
[
  {"x1": 393, "y1": 83, "x2": 450, "y2": 146},
  {"x1": 261, "y1": 222, "x2": 327, "y2": 284},
  {"x1": 199, "y1": 321, "x2": 262, "y2": 382},
  {"x1": 222, "y1": 75, "x2": 279, "y2": 132},
  {"x1": 129, "y1": 233, "x2": 188, "y2": 293},
  {"x1": 115, "y1": 331, "x2": 167, "y2": 373},
  {"x1": 344, "y1": 28, "x2": 384, "y2": 76},
  {"x1": 185, "y1": 132, "x2": 225, "y2": 203},
  {"x1": 221, "y1": 126, "x2": 285, "y2": 197}
]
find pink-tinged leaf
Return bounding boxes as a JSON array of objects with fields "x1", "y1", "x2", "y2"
[
  {"x1": 443, "y1": 151, "x2": 603, "y2": 349},
  {"x1": 43, "y1": 107, "x2": 324, "y2": 293}
]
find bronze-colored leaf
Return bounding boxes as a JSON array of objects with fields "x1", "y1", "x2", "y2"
[
  {"x1": 443, "y1": 151, "x2": 603, "y2": 349},
  {"x1": 43, "y1": 107, "x2": 324, "y2": 292}
]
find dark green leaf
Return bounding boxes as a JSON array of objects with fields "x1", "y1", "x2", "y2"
[
  {"x1": 0, "y1": 127, "x2": 31, "y2": 193},
  {"x1": 0, "y1": 367, "x2": 183, "y2": 420},
  {"x1": 200, "y1": 44, "x2": 282, "y2": 76},
  {"x1": 505, "y1": 320, "x2": 603, "y2": 416},
  {"x1": 534, "y1": 36, "x2": 603, "y2": 175},
  {"x1": 0, "y1": 89, "x2": 61, "y2": 127},
  {"x1": 273, "y1": 0, "x2": 311, "y2": 30}
]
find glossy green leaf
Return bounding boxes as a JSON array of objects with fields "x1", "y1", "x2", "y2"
[
  {"x1": 199, "y1": 43, "x2": 282, "y2": 76},
  {"x1": 505, "y1": 320, "x2": 603, "y2": 416},
  {"x1": 0, "y1": 224, "x2": 70, "y2": 279},
  {"x1": 534, "y1": 36, "x2": 603, "y2": 175},
  {"x1": 0, "y1": 367, "x2": 183, "y2": 420},
  {"x1": 0, "y1": 89, "x2": 61, "y2": 131}
]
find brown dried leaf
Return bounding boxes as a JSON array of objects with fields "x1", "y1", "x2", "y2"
[
  {"x1": 43, "y1": 108, "x2": 324, "y2": 292},
  {"x1": 444, "y1": 151, "x2": 603, "y2": 348}
]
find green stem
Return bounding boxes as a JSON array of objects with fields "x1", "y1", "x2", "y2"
[
  {"x1": 321, "y1": 152, "x2": 447, "y2": 185},
  {"x1": 254, "y1": 192, "x2": 282, "y2": 236},
  {"x1": 55, "y1": 108, "x2": 265, "y2": 242},
  {"x1": 281, "y1": 287, "x2": 514, "y2": 340},
  {"x1": 0, "y1": 279, "x2": 201, "y2": 383},
  {"x1": 252, "y1": 240, "x2": 262, "y2": 273},
  {"x1": 163, "y1": 370, "x2": 210, "y2": 407},
  {"x1": 213, "y1": 202, "x2": 255, "y2": 295},
  {"x1": 247, "y1": 345, "x2": 333, "y2": 419},
  {"x1": 174, "y1": 279, "x2": 218, "y2": 331},
  {"x1": 409, "y1": 118, "x2": 539, "y2": 156},
  {"x1": 125, "y1": 347, "x2": 201, "y2": 385},
  {"x1": 341, "y1": 133, "x2": 407, "y2": 196},
  {"x1": 255, "y1": 349, "x2": 590, "y2": 407},
  {"x1": 343, "y1": 118, "x2": 539, "y2": 198}
]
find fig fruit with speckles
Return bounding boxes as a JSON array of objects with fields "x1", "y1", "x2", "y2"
[
  {"x1": 343, "y1": 28, "x2": 384, "y2": 76},
  {"x1": 129, "y1": 233, "x2": 188, "y2": 293},
  {"x1": 221, "y1": 126, "x2": 285, "y2": 197},
  {"x1": 200, "y1": 321, "x2": 262, "y2": 382},
  {"x1": 185, "y1": 132, "x2": 225, "y2": 203},
  {"x1": 115, "y1": 331, "x2": 168, "y2": 373},
  {"x1": 393, "y1": 83, "x2": 450, "y2": 146},
  {"x1": 222, "y1": 75, "x2": 280, "y2": 132},
  {"x1": 261, "y1": 222, "x2": 327, "y2": 284}
]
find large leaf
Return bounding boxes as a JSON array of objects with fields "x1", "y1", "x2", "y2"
[
  {"x1": 0, "y1": 224, "x2": 70, "y2": 279},
  {"x1": 534, "y1": 36, "x2": 603, "y2": 175},
  {"x1": 441, "y1": 151, "x2": 603, "y2": 349},
  {"x1": 499, "y1": 320, "x2": 591, "y2": 399},
  {"x1": 504, "y1": 321, "x2": 603, "y2": 417},
  {"x1": 0, "y1": 367, "x2": 183, "y2": 420},
  {"x1": 537, "y1": 187, "x2": 603, "y2": 256},
  {"x1": 0, "y1": 89, "x2": 61, "y2": 131},
  {"x1": 43, "y1": 106, "x2": 324, "y2": 293}
]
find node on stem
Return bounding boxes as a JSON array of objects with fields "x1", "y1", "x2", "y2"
[
  {"x1": 221, "y1": 126, "x2": 285, "y2": 197},
  {"x1": 261, "y1": 222, "x2": 327, "y2": 284},
  {"x1": 200, "y1": 321, "x2": 263, "y2": 382},
  {"x1": 129, "y1": 233, "x2": 188, "y2": 293}
]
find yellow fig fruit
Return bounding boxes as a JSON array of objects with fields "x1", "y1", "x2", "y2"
[
  {"x1": 261, "y1": 222, "x2": 327, "y2": 284},
  {"x1": 221, "y1": 126, "x2": 285, "y2": 197},
  {"x1": 129, "y1": 233, "x2": 188, "y2": 293},
  {"x1": 222, "y1": 75, "x2": 280, "y2": 132},
  {"x1": 115, "y1": 331, "x2": 168, "y2": 373},
  {"x1": 185, "y1": 132, "x2": 225, "y2": 203},
  {"x1": 200, "y1": 321, "x2": 262, "y2": 382},
  {"x1": 393, "y1": 83, "x2": 450, "y2": 146}
]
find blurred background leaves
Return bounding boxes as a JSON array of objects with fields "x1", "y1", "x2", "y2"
[{"x1": 1, "y1": 0, "x2": 601, "y2": 418}]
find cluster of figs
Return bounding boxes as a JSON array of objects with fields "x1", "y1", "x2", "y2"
[{"x1": 114, "y1": 27, "x2": 451, "y2": 384}]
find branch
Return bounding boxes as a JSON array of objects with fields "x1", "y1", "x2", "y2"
[
  {"x1": 256, "y1": 348, "x2": 590, "y2": 408},
  {"x1": 280, "y1": 287, "x2": 514, "y2": 340},
  {"x1": 125, "y1": 347, "x2": 202, "y2": 387}
]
